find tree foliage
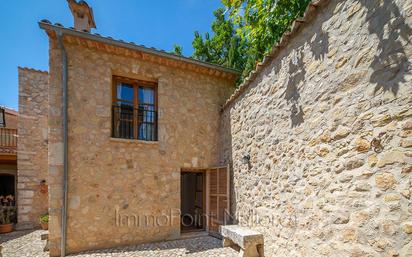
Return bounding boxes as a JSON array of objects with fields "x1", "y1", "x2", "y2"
[
  {"x1": 171, "y1": 44, "x2": 183, "y2": 56},
  {"x1": 224, "y1": 0, "x2": 311, "y2": 78},
  {"x1": 182, "y1": 0, "x2": 311, "y2": 82},
  {"x1": 192, "y1": 8, "x2": 246, "y2": 71}
]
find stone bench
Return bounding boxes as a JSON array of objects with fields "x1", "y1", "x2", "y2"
[{"x1": 221, "y1": 225, "x2": 264, "y2": 257}]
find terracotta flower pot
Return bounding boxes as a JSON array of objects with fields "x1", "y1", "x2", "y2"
[
  {"x1": 0, "y1": 223, "x2": 13, "y2": 234},
  {"x1": 40, "y1": 184, "x2": 48, "y2": 194},
  {"x1": 40, "y1": 222, "x2": 48, "y2": 230}
]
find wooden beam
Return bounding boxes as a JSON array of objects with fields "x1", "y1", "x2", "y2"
[
  {"x1": 65, "y1": 37, "x2": 237, "y2": 80},
  {"x1": 0, "y1": 154, "x2": 17, "y2": 162}
]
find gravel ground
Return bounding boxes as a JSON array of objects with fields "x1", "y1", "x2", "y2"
[{"x1": 0, "y1": 230, "x2": 238, "y2": 257}]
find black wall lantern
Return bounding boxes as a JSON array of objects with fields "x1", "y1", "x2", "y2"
[{"x1": 242, "y1": 154, "x2": 251, "y2": 165}]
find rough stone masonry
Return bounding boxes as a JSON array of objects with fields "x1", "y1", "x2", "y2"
[
  {"x1": 43, "y1": 27, "x2": 236, "y2": 255},
  {"x1": 17, "y1": 67, "x2": 49, "y2": 229},
  {"x1": 220, "y1": 0, "x2": 412, "y2": 256}
]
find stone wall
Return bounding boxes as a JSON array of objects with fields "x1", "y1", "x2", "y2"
[
  {"x1": 17, "y1": 67, "x2": 49, "y2": 229},
  {"x1": 46, "y1": 35, "x2": 235, "y2": 255},
  {"x1": 220, "y1": 0, "x2": 412, "y2": 256}
]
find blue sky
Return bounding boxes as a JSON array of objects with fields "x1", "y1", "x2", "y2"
[{"x1": 0, "y1": 0, "x2": 222, "y2": 110}]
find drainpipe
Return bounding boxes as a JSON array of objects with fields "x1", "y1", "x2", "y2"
[{"x1": 56, "y1": 29, "x2": 69, "y2": 257}]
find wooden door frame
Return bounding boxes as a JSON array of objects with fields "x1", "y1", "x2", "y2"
[
  {"x1": 180, "y1": 165, "x2": 230, "y2": 234},
  {"x1": 180, "y1": 168, "x2": 206, "y2": 232}
]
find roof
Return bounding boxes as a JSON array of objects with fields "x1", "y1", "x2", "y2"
[
  {"x1": 38, "y1": 21, "x2": 240, "y2": 79},
  {"x1": 0, "y1": 106, "x2": 18, "y2": 116},
  {"x1": 18, "y1": 66, "x2": 48, "y2": 75},
  {"x1": 222, "y1": 0, "x2": 330, "y2": 109}
]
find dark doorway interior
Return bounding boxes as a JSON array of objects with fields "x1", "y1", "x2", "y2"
[
  {"x1": 0, "y1": 174, "x2": 15, "y2": 199},
  {"x1": 181, "y1": 171, "x2": 205, "y2": 232}
]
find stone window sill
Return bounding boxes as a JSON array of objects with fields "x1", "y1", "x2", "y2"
[{"x1": 109, "y1": 137, "x2": 159, "y2": 145}]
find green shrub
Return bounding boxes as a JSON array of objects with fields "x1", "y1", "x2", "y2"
[{"x1": 40, "y1": 213, "x2": 49, "y2": 223}]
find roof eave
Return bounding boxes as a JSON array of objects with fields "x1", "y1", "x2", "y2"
[{"x1": 38, "y1": 21, "x2": 240, "y2": 77}]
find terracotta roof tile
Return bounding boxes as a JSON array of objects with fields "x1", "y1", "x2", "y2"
[
  {"x1": 39, "y1": 21, "x2": 240, "y2": 76},
  {"x1": 18, "y1": 66, "x2": 48, "y2": 74}
]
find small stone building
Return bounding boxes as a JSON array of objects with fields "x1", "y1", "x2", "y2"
[
  {"x1": 18, "y1": 0, "x2": 412, "y2": 256},
  {"x1": 28, "y1": 1, "x2": 238, "y2": 255}
]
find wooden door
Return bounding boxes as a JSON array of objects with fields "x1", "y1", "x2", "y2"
[
  {"x1": 194, "y1": 173, "x2": 204, "y2": 229},
  {"x1": 206, "y1": 165, "x2": 230, "y2": 237}
]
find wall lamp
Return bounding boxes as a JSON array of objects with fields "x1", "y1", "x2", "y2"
[{"x1": 242, "y1": 154, "x2": 251, "y2": 165}]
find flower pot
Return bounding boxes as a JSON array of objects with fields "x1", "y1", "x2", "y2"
[
  {"x1": 40, "y1": 184, "x2": 48, "y2": 194},
  {"x1": 0, "y1": 223, "x2": 13, "y2": 234},
  {"x1": 40, "y1": 222, "x2": 48, "y2": 230}
]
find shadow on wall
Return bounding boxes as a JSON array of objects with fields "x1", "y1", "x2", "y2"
[
  {"x1": 360, "y1": 0, "x2": 412, "y2": 96},
  {"x1": 218, "y1": 109, "x2": 237, "y2": 223},
  {"x1": 310, "y1": 29, "x2": 329, "y2": 61},
  {"x1": 282, "y1": 0, "x2": 412, "y2": 126},
  {"x1": 284, "y1": 51, "x2": 306, "y2": 127},
  {"x1": 283, "y1": 28, "x2": 330, "y2": 128}
]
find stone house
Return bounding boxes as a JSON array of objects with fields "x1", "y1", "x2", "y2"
[
  {"x1": 17, "y1": 0, "x2": 412, "y2": 256},
  {"x1": 19, "y1": 1, "x2": 238, "y2": 256}
]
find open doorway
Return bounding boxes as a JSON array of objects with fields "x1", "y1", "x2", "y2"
[
  {"x1": 0, "y1": 174, "x2": 16, "y2": 204},
  {"x1": 180, "y1": 170, "x2": 205, "y2": 233}
]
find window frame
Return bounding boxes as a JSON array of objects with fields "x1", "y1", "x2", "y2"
[
  {"x1": 111, "y1": 75, "x2": 158, "y2": 141},
  {"x1": 0, "y1": 108, "x2": 5, "y2": 128}
]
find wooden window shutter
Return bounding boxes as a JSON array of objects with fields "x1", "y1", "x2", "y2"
[{"x1": 206, "y1": 165, "x2": 230, "y2": 237}]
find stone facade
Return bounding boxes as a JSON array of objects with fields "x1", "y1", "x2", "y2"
[
  {"x1": 220, "y1": 0, "x2": 412, "y2": 256},
  {"x1": 17, "y1": 67, "x2": 49, "y2": 229},
  {"x1": 44, "y1": 32, "x2": 236, "y2": 255}
]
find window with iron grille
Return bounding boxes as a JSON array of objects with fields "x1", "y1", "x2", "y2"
[
  {"x1": 0, "y1": 108, "x2": 5, "y2": 127},
  {"x1": 112, "y1": 76, "x2": 157, "y2": 141}
]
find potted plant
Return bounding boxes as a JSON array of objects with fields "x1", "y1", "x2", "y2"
[
  {"x1": 39, "y1": 213, "x2": 49, "y2": 230},
  {"x1": 0, "y1": 195, "x2": 16, "y2": 234}
]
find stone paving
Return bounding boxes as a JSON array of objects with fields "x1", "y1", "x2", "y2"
[
  {"x1": 0, "y1": 230, "x2": 47, "y2": 257},
  {"x1": 0, "y1": 230, "x2": 238, "y2": 257}
]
